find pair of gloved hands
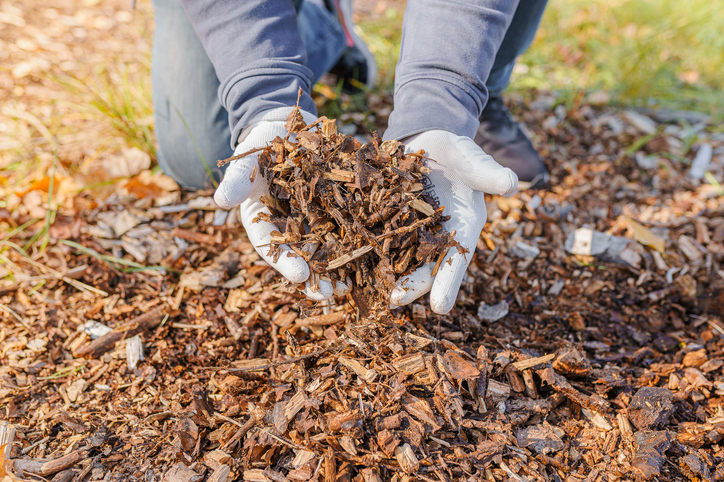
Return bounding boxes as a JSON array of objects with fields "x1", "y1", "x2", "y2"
[{"x1": 214, "y1": 107, "x2": 517, "y2": 314}]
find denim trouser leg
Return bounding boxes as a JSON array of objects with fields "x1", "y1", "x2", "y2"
[
  {"x1": 298, "y1": 1, "x2": 347, "y2": 79},
  {"x1": 486, "y1": 0, "x2": 548, "y2": 98},
  {"x1": 151, "y1": 0, "x2": 345, "y2": 190},
  {"x1": 152, "y1": 0, "x2": 230, "y2": 189}
]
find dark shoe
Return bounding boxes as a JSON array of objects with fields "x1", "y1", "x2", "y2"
[
  {"x1": 327, "y1": 0, "x2": 377, "y2": 93},
  {"x1": 329, "y1": 46, "x2": 374, "y2": 93},
  {"x1": 475, "y1": 95, "x2": 549, "y2": 189}
]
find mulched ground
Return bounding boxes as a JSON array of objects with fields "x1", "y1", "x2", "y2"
[
  {"x1": 2, "y1": 0, "x2": 724, "y2": 481},
  {"x1": 2, "y1": 98, "x2": 724, "y2": 482}
]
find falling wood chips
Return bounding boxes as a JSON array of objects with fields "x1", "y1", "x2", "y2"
[{"x1": 219, "y1": 95, "x2": 462, "y2": 309}]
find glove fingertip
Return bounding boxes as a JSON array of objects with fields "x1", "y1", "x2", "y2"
[
  {"x1": 390, "y1": 286, "x2": 409, "y2": 306},
  {"x1": 213, "y1": 188, "x2": 234, "y2": 209},
  {"x1": 467, "y1": 165, "x2": 519, "y2": 196},
  {"x1": 277, "y1": 258, "x2": 310, "y2": 285},
  {"x1": 502, "y1": 168, "x2": 519, "y2": 195},
  {"x1": 429, "y1": 249, "x2": 469, "y2": 314},
  {"x1": 430, "y1": 292, "x2": 455, "y2": 315},
  {"x1": 302, "y1": 278, "x2": 334, "y2": 301}
]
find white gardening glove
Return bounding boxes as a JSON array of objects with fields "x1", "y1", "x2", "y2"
[
  {"x1": 214, "y1": 107, "x2": 350, "y2": 301},
  {"x1": 389, "y1": 130, "x2": 518, "y2": 314}
]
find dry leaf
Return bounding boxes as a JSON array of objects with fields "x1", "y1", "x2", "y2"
[
  {"x1": 0, "y1": 443, "x2": 6, "y2": 479},
  {"x1": 125, "y1": 176, "x2": 167, "y2": 199},
  {"x1": 628, "y1": 219, "x2": 665, "y2": 253},
  {"x1": 15, "y1": 175, "x2": 63, "y2": 197},
  {"x1": 441, "y1": 350, "x2": 480, "y2": 379},
  {"x1": 100, "y1": 147, "x2": 151, "y2": 179}
]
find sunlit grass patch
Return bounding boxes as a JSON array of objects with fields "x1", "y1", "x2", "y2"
[
  {"x1": 357, "y1": 7, "x2": 403, "y2": 92},
  {"x1": 512, "y1": 0, "x2": 724, "y2": 118},
  {"x1": 52, "y1": 56, "x2": 156, "y2": 161}
]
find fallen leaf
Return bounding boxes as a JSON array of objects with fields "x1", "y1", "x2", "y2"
[
  {"x1": 176, "y1": 417, "x2": 199, "y2": 452},
  {"x1": 0, "y1": 443, "x2": 18, "y2": 482},
  {"x1": 100, "y1": 147, "x2": 151, "y2": 179},
  {"x1": 15, "y1": 176, "x2": 63, "y2": 197},
  {"x1": 125, "y1": 176, "x2": 166, "y2": 199},
  {"x1": 628, "y1": 219, "x2": 665, "y2": 253},
  {"x1": 0, "y1": 443, "x2": 6, "y2": 478}
]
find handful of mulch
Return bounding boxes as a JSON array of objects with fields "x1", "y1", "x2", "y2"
[{"x1": 221, "y1": 101, "x2": 462, "y2": 310}]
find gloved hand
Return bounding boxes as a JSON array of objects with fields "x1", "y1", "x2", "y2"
[
  {"x1": 214, "y1": 107, "x2": 350, "y2": 301},
  {"x1": 389, "y1": 130, "x2": 518, "y2": 314}
]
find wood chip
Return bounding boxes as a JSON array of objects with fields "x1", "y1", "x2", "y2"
[
  {"x1": 392, "y1": 352, "x2": 427, "y2": 375},
  {"x1": 126, "y1": 334, "x2": 144, "y2": 370},
  {"x1": 338, "y1": 356, "x2": 378, "y2": 383},
  {"x1": 326, "y1": 246, "x2": 374, "y2": 270},
  {"x1": 512, "y1": 353, "x2": 556, "y2": 371},
  {"x1": 0, "y1": 422, "x2": 15, "y2": 460},
  {"x1": 394, "y1": 444, "x2": 419, "y2": 473},
  {"x1": 295, "y1": 311, "x2": 346, "y2": 327}
]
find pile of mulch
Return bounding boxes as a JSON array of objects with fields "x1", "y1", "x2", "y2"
[
  {"x1": 221, "y1": 103, "x2": 458, "y2": 309},
  {"x1": 1, "y1": 100, "x2": 724, "y2": 482}
]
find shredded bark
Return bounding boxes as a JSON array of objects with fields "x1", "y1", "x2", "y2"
[
  {"x1": 218, "y1": 95, "x2": 461, "y2": 310},
  {"x1": 2, "y1": 91, "x2": 724, "y2": 481}
]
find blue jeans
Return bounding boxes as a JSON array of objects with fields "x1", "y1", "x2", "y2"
[
  {"x1": 152, "y1": 0, "x2": 346, "y2": 189},
  {"x1": 487, "y1": 0, "x2": 548, "y2": 97},
  {"x1": 152, "y1": 0, "x2": 546, "y2": 189}
]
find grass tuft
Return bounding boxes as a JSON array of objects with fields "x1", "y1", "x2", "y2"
[{"x1": 51, "y1": 58, "x2": 156, "y2": 161}]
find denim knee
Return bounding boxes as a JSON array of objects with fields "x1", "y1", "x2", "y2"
[
  {"x1": 155, "y1": 118, "x2": 230, "y2": 190},
  {"x1": 151, "y1": 0, "x2": 344, "y2": 189},
  {"x1": 152, "y1": 0, "x2": 231, "y2": 189}
]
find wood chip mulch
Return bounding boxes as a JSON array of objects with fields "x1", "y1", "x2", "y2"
[{"x1": 1, "y1": 101, "x2": 724, "y2": 482}]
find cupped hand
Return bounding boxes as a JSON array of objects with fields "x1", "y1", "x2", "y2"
[
  {"x1": 214, "y1": 107, "x2": 350, "y2": 301},
  {"x1": 389, "y1": 130, "x2": 518, "y2": 314}
]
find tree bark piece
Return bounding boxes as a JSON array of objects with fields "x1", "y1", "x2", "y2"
[
  {"x1": 360, "y1": 468, "x2": 382, "y2": 482},
  {"x1": 394, "y1": 444, "x2": 419, "y2": 474},
  {"x1": 50, "y1": 469, "x2": 75, "y2": 482},
  {"x1": 338, "y1": 356, "x2": 378, "y2": 383},
  {"x1": 172, "y1": 228, "x2": 217, "y2": 245},
  {"x1": 537, "y1": 366, "x2": 611, "y2": 413},
  {"x1": 392, "y1": 352, "x2": 426, "y2": 375},
  {"x1": 126, "y1": 334, "x2": 144, "y2": 370},
  {"x1": 295, "y1": 311, "x2": 346, "y2": 327},
  {"x1": 512, "y1": 353, "x2": 555, "y2": 371},
  {"x1": 327, "y1": 246, "x2": 374, "y2": 270},
  {"x1": 324, "y1": 448, "x2": 336, "y2": 482},
  {"x1": 628, "y1": 387, "x2": 675, "y2": 430},
  {"x1": 632, "y1": 430, "x2": 670, "y2": 479},
  {"x1": 222, "y1": 407, "x2": 265, "y2": 451},
  {"x1": 207, "y1": 465, "x2": 230, "y2": 482},
  {"x1": 162, "y1": 463, "x2": 201, "y2": 482},
  {"x1": 12, "y1": 448, "x2": 87, "y2": 477},
  {"x1": 73, "y1": 307, "x2": 165, "y2": 359},
  {"x1": 0, "y1": 421, "x2": 15, "y2": 459}
]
